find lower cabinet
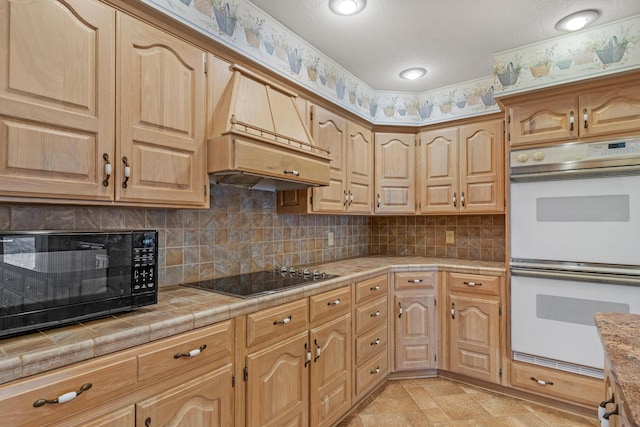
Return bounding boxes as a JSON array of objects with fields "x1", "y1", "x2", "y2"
[
  {"x1": 393, "y1": 271, "x2": 438, "y2": 372},
  {"x1": 137, "y1": 365, "x2": 234, "y2": 427},
  {"x1": 445, "y1": 272, "x2": 503, "y2": 384},
  {"x1": 602, "y1": 358, "x2": 631, "y2": 427},
  {"x1": 242, "y1": 286, "x2": 352, "y2": 427}
]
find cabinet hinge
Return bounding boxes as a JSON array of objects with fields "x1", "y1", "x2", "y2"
[
  {"x1": 204, "y1": 185, "x2": 207, "y2": 196},
  {"x1": 499, "y1": 304, "x2": 502, "y2": 316},
  {"x1": 499, "y1": 368, "x2": 503, "y2": 378},
  {"x1": 507, "y1": 115, "x2": 511, "y2": 124},
  {"x1": 434, "y1": 298, "x2": 436, "y2": 307},
  {"x1": 508, "y1": 132, "x2": 511, "y2": 141},
  {"x1": 204, "y1": 58, "x2": 207, "y2": 75},
  {"x1": 310, "y1": 111, "x2": 313, "y2": 121},
  {"x1": 434, "y1": 354, "x2": 437, "y2": 362},
  {"x1": 310, "y1": 196, "x2": 313, "y2": 206},
  {"x1": 232, "y1": 375, "x2": 235, "y2": 388},
  {"x1": 243, "y1": 366, "x2": 248, "y2": 381}
]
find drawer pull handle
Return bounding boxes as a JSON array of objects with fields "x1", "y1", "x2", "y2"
[
  {"x1": 583, "y1": 108, "x2": 588, "y2": 129},
  {"x1": 370, "y1": 310, "x2": 381, "y2": 317},
  {"x1": 33, "y1": 383, "x2": 92, "y2": 407},
  {"x1": 371, "y1": 367, "x2": 380, "y2": 375},
  {"x1": 327, "y1": 299, "x2": 341, "y2": 306},
  {"x1": 145, "y1": 417, "x2": 151, "y2": 427},
  {"x1": 398, "y1": 302, "x2": 403, "y2": 318},
  {"x1": 463, "y1": 281, "x2": 482, "y2": 287},
  {"x1": 370, "y1": 285, "x2": 380, "y2": 291},
  {"x1": 599, "y1": 394, "x2": 615, "y2": 420},
  {"x1": 452, "y1": 192, "x2": 457, "y2": 207},
  {"x1": 122, "y1": 156, "x2": 131, "y2": 188},
  {"x1": 314, "y1": 339, "x2": 322, "y2": 362},
  {"x1": 305, "y1": 343, "x2": 311, "y2": 367},
  {"x1": 408, "y1": 279, "x2": 423, "y2": 283},
  {"x1": 569, "y1": 110, "x2": 575, "y2": 131},
  {"x1": 174, "y1": 344, "x2": 207, "y2": 359},
  {"x1": 274, "y1": 315, "x2": 292, "y2": 325},
  {"x1": 603, "y1": 404, "x2": 619, "y2": 422},
  {"x1": 102, "y1": 153, "x2": 112, "y2": 187},
  {"x1": 283, "y1": 170, "x2": 300, "y2": 176},
  {"x1": 451, "y1": 302, "x2": 455, "y2": 319},
  {"x1": 371, "y1": 338, "x2": 381, "y2": 346},
  {"x1": 530, "y1": 377, "x2": 554, "y2": 386}
]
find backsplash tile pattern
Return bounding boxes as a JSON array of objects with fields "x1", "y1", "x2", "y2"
[
  {"x1": 369, "y1": 215, "x2": 505, "y2": 262},
  {"x1": 0, "y1": 187, "x2": 504, "y2": 286}
]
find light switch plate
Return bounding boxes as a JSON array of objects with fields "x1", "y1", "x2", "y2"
[
  {"x1": 446, "y1": 230, "x2": 455, "y2": 244},
  {"x1": 328, "y1": 231, "x2": 334, "y2": 246}
]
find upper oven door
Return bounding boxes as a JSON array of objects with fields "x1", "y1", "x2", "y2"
[{"x1": 510, "y1": 173, "x2": 640, "y2": 265}]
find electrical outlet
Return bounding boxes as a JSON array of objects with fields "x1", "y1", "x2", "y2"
[
  {"x1": 446, "y1": 230, "x2": 455, "y2": 244},
  {"x1": 328, "y1": 232, "x2": 334, "y2": 246}
]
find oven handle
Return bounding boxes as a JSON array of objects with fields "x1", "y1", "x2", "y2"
[
  {"x1": 510, "y1": 163, "x2": 640, "y2": 182},
  {"x1": 510, "y1": 267, "x2": 640, "y2": 286}
]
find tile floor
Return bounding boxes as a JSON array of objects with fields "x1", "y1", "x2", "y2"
[{"x1": 336, "y1": 377, "x2": 600, "y2": 426}]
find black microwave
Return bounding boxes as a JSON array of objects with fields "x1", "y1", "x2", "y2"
[{"x1": 0, "y1": 230, "x2": 158, "y2": 338}]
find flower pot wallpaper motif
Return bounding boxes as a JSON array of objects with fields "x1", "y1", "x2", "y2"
[
  {"x1": 243, "y1": 15, "x2": 263, "y2": 48},
  {"x1": 213, "y1": 1, "x2": 237, "y2": 36},
  {"x1": 335, "y1": 78, "x2": 346, "y2": 99},
  {"x1": 287, "y1": 48, "x2": 302, "y2": 74},
  {"x1": 495, "y1": 61, "x2": 521, "y2": 86},
  {"x1": 418, "y1": 100, "x2": 433, "y2": 119},
  {"x1": 481, "y1": 86, "x2": 496, "y2": 106},
  {"x1": 305, "y1": 56, "x2": 320, "y2": 82},
  {"x1": 591, "y1": 29, "x2": 637, "y2": 65}
]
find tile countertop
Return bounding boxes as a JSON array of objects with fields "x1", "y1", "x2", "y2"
[
  {"x1": 596, "y1": 312, "x2": 640, "y2": 427},
  {"x1": 0, "y1": 256, "x2": 505, "y2": 386}
]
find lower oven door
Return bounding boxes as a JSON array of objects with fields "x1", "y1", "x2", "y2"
[
  {"x1": 510, "y1": 267, "x2": 640, "y2": 374},
  {"x1": 510, "y1": 173, "x2": 640, "y2": 265}
]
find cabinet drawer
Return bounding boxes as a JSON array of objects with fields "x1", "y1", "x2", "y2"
[
  {"x1": 355, "y1": 275, "x2": 388, "y2": 304},
  {"x1": 138, "y1": 320, "x2": 233, "y2": 383},
  {"x1": 394, "y1": 271, "x2": 436, "y2": 291},
  {"x1": 355, "y1": 296, "x2": 387, "y2": 335},
  {"x1": 510, "y1": 361, "x2": 602, "y2": 408},
  {"x1": 247, "y1": 299, "x2": 308, "y2": 347},
  {"x1": 448, "y1": 272, "x2": 500, "y2": 296},
  {"x1": 309, "y1": 286, "x2": 351, "y2": 324},
  {"x1": 355, "y1": 347, "x2": 388, "y2": 399},
  {"x1": 356, "y1": 324, "x2": 387, "y2": 366},
  {"x1": 0, "y1": 353, "x2": 137, "y2": 427}
]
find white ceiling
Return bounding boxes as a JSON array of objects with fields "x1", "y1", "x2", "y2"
[{"x1": 248, "y1": 0, "x2": 640, "y2": 92}]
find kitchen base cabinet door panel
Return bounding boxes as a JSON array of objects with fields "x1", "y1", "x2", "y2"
[
  {"x1": 395, "y1": 295, "x2": 436, "y2": 371},
  {"x1": 136, "y1": 365, "x2": 233, "y2": 427},
  {"x1": 310, "y1": 315, "x2": 352, "y2": 427},
  {"x1": 246, "y1": 332, "x2": 309, "y2": 427}
]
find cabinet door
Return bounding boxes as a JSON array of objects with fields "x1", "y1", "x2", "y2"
[
  {"x1": 418, "y1": 128, "x2": 458, "y2": 213},
  {"x1": 246, "y1": 332, "x2": 309, "y2": 427},
  {"x1": 459, "y1": 119, "x2": 504, "y2": 213},
  {"x1": 580, "y1": 83, "x2": 640, "y2": 139},
  {"x1": 117, "y1": 14, "x2": 206, "y2": 206},
  {"x1": 310, "y1": 315, "x2": 352, "y2": 427},
  {"x1": 449, "y1": 294, "x2": 500, "y2": 383},
  {"x1": 136, "y1": 365, "x2": 233, "y2": 427},
  {"x1": 346, "y1": 121, "x2": 373, "y2": 213},
  {"x1": 374, "y1": 133, "x2": 416, "y2": 214},
  {"x1": 395, "y1": 294, "x2": 437, "y2": 371},
  {"x1": 311, "y1": 105, "x2": 347, "y2": 212},
  {"x1": 507, "y1": 95, "x2": 577, "y2": 146},
  {"x1": 0, "y1": 0, "x2": 115, "y2": 201}
]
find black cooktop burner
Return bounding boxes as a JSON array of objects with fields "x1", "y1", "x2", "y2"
[{"x1": 182, "y1": 268, "x2": 339, "y2": 298}]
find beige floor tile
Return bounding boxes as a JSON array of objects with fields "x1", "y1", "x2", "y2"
[
  {"x1": 523, "y1": 401, "x2": 599, "y2": 426},
  {"x1": 404, "y1": 386, "x2": 441, "y2": 409},
  {"x1": 469, "y1": 391, "x2": 532, "y2": 417},
  {"x1": 359, "y1": 412, "x2": 414, "y2": 427},
  {"x1": 431, "y1": 393, "x2": 491, "y2": 421}
]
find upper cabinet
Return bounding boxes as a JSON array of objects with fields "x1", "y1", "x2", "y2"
[
  {"x1": 374, "y1": 133, "x2": 416, "y2": 214},
  {"x1": 417, "y1": 118, "x2": 504, "y2": 214},
  {"x1": 504, "y1": 73, "x2": 640, "y2": 147},
  {"x1": 117, "y1": 14, "x2": 207, "y2": 206},
  {"x1": 0, "y1": 0, "x2": 115, "y2": 202},
  {"x1": 0, "y1": 0, "x2": 208, "y2": 207},
  {"x1": 310, "y1": 105, "x2": 373, "y2": 213}
]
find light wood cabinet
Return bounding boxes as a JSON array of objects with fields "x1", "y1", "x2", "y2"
[
  {"x1": 352, "y1": 275, "x2": 389, "y2": 401},
  {"x1": 136, "y1": 365, "x2": 234, "y2": 427},
  {"x1": 505, "y1": 73, "x2": 640, "y2": 147},
  {"x1": 374, "y1": 133, "x2": 416, "y2": 214},
  {"x1": 242, "y1": 287, "x2": 351, "y2": 427},
  {"x1": 393, "y1": 272, "x2": 437, "y2": 372},
  {"x1": 0, "y1": 0, "x2": 208, "y2": 207},
  {"x1": 602, "y1": 358, "x2": 632, "y2": 427},
  {"x1": 417, "y1": 118, "x2": 504, "y2": 214},
  {"x1": 311, "y1": 106, "x2": 373, "y2": 213},
  {"x1": 0, "y1": 0, "x2": 115, "y2": 202},
  {"x1": 445, "y1": 272, "x2": 503, "y2": 384},
  {"x1": 117, "y1": 14, "x2": 207, "y2": 206}
]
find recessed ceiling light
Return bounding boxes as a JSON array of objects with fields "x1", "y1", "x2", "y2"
[
  {"x1": 329, "y1": 0, "x2": 367, "y2": 16},
  {"x1": 555, "y1": 10, "x2": 600, "y2": 32},
  {"x1": 399, "y1": 67, "x2": 427, "y2": 80}
]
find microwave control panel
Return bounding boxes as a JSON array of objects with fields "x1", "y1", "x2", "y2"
[{"x1": 132, "y1": 231, "x2": 157, "y2": 294}]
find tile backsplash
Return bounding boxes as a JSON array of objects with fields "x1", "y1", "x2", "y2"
[{"x1": 0, "y1": 186, "x2": 504, "y2": 286}]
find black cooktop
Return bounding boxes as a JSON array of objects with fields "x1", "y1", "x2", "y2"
[{"x1": 182, "y1": 268, "x2": 339, "y2": 298}]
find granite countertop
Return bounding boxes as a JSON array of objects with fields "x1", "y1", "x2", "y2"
[
  {"x1": 596, "y1": 312, "x2": 640, "y2": 426},
  {"x1": 0, "y1": 256, "x2": 505, "y2": 386}
]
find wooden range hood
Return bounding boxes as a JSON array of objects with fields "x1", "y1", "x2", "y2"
[{"x1": 208, "y1": 64, "x2": 330, "y2": 191}]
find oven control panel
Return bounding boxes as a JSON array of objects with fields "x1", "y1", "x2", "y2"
[{"x1": 510, "y1": 138, "x2": 640, "y2": 170}]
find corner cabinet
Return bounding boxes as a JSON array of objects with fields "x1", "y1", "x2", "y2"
[
  {"x1": 417, "y1": 118, "x2": 504, "y2": 214},
  {"x1": 374, "y1": 133, "x2": 416, "y2": 214},
  {"x1": 0, "y1": 0, "x2": 208, "y2": 207},
  {"x1": 504, "y1": 71, "x2": 640, "y2": 147},
  {"x1": 392, "y1": 271, "x2": 437, "y2": 372}
]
